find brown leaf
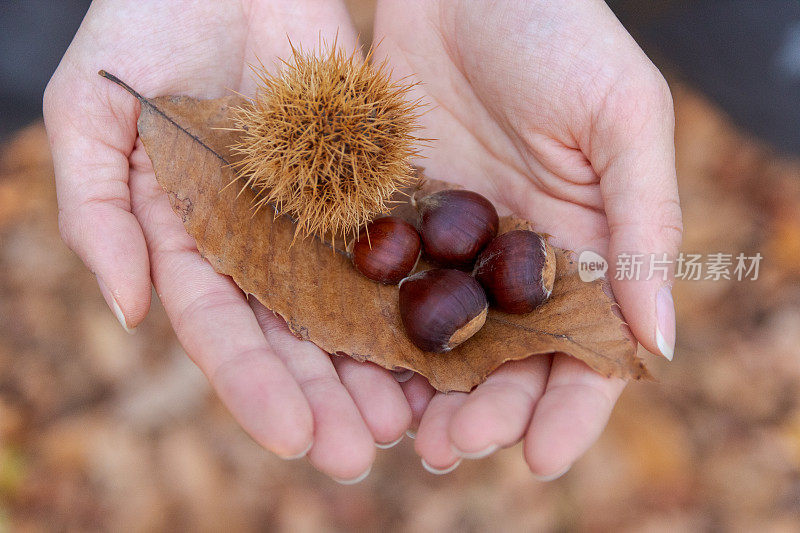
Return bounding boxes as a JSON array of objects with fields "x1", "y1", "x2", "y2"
[{"x1": 103, "y1": 72, "x2": 649, "y2": 392}]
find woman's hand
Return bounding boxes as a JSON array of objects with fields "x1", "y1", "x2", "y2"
[
  {"x1": 374, "y1": 0, "x2": 683, "y2": 477},
  {"x1": 44, "y1": 0, "x2": 413, "y2": 483}
]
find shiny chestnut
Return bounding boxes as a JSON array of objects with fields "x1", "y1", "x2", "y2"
[
  {"x1": 352, "y1": 217, "x2": 421, "y2": 284},
  {"x1": 473, "y1": 230, "x2": 556, "y2": 314},
  {"x1": 416, "y1": 189, "x2": 499, "y2": 268},
  {"x1": 398, "y1": 268, "x2": 488, "y2": 352}
]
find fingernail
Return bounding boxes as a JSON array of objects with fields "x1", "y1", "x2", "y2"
[
  {"x1": 655, "y1": 285, "x2": 675, "y2": 361},
  {"x1": 375, "y1": 435, "x2": 403, "y2": 449},
  {"x1": 532, "y1": 464, "x2": 571, "y2": 482},
  {"x1": 277, "y1": 440, "x2": 313, "y2": 460},
  {"x1": 96, "y1": 276, "x2": 134, "y2": 334},
  {"x1": 421, "y1": 458, "x2": 461, "y2": 475},
  {"x1": 333, "y1": 465, "x2": 372, "y2": 485},
  {"x1": 392, "y1": 369, "x2": 414, "y2": 383},
  {"x1": 405, "y1": 429, "x2": 416, "y2": 439},
  {"x1": 451, "y1": 443, "x2": 498, "y2": 460}
]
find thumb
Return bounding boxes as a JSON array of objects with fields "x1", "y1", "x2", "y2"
[{"x1": 593, "y1": 76, "x2": 683, "y2": 360}]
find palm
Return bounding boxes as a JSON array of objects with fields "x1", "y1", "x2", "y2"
[
  {"x1": 373, "y1": 0, "x2": 676, "y2": 474},
  {"x1": 47, "y1": 0, "x2": 413, "y2": 482}
]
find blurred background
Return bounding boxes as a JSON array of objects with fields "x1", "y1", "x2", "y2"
[{"x1": 2, "y1": 1, "x2": 800, "y2": 531}]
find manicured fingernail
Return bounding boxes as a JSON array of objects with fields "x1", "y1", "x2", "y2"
[
  {"x1": 277, "y1": 440, "x2": 313, "y2": 460},
  {"x1": 392, "y1": 369, "x2": 414, "y2": 383},
  {"x1": 96, "y1": 276, "x2": 134, "y2": 334},
  {"x1": 532, "y1": 464, "x2": 571, "y2": 482},
  {"x1": 655, "y1": 285, "x2": 675, "y2": 361},
  {"x1": 333, "y1": 465, "x2": 372, "y2": 485},
  {"x1": 451, "y1": 443, "x2": 498, "y2": 460},
  {"x1": 421, "y1": 458, "x2": 461, "y2": 475},
  {"x1": 405, "y1": 429, "x2": 416, "y2": 439},
  {"x1": 376, "y1": 435, "x2": 403, "y2": 449}
]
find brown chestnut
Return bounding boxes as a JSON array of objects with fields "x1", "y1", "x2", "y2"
[
  {"x1": 473, "y1": 230, "x2": 556, "y2": 314},
  {"x1": 416, "y1": 189, "x2": 499, "y2": 268},
  {"x1": 398, "y1": 268, "x2": 488, "y2": 352},
  {"x1": 352, "y1": 217, "x2": 421, "y2": 284}
]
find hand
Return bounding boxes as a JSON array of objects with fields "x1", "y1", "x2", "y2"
[
  {"x1": 374, "y1": 0, "x2": 683, "y2": 476},
  {"x1": 44, "y1": 0, "x2": 412, "y2": 482}
]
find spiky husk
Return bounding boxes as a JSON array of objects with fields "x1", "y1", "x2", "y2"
[{"x1": 230, "y1": 43, "x2": 424, "y2": 243}]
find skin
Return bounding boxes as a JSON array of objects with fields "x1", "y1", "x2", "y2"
[
  {"x1": 44, "y1": 0, "x2": 406, "y2": 483},
  {"x1": 44, "y1": 0, "x2": 682, "y2": 481},
  {"x1": 374, "y1": 0, "x2": 682, "y2": 476}
]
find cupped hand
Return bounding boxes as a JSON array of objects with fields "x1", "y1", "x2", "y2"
[
  {"x1": 373, "y1": 0, "x2": 683, "y2": 476},
  {"x1": 44, "y1": 0, "x2": 413, "y2": 482}
]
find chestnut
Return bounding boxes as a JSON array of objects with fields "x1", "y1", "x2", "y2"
[
  {"x1": 473, "y1": 230, "x2": 556, "y2": 314},
  {"x1": 352, "y1": 217, "x2": 421, "y2": 284},
  {"x1": 415, "y1": 189, "x2": 499, "y2": 268},
  {"x1": 398, "y1": 268, "x2": 488, "y2": 352}
]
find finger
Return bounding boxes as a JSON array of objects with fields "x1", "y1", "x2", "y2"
[
  {"x1": 243, "y1": 6, "x2": 375, "y2": 477},
  {"x1": 448, "y1": 356, "x2": 551, "y2": 459},
  {"x1": 415, "y1": 392, "x2": 467, "y2": 474},
  {"x1": 242, "y1": 1, "x2": 375, "y2": 480},
  {"x1": 250, "y1": 300, "x2": 376, "y2": 482},
  {"x1": 592, "y1": 72, "x2": 683, "y2": 360},
  {"x1": 400, "y1": 373, "x2": 436, "y2": 437},
  {"x1": 524, "y1": 354, "x2": 626, "y2": 479},
  {"x1": 44, "y1": 73, "x2": 151, "y2": 331},
  {"x1": 129, "y1": 164, "x2": 314, "y2": 459},
  {"x1": 331, "y1": 356, "x2": 412, "y2": 448}
]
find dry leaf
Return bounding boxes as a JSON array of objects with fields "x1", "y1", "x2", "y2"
[{"x1": 102, "y1": 72, "x2": 649, "y2": 392}]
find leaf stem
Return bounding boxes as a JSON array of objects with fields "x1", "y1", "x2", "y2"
[{"x1": 98, "y1": 70, "x2": 145, "y2": 102}]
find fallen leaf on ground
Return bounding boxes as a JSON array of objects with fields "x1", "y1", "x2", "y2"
[{"x1": 102, "y1": 72, "x2": 649, "y2": 392}]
